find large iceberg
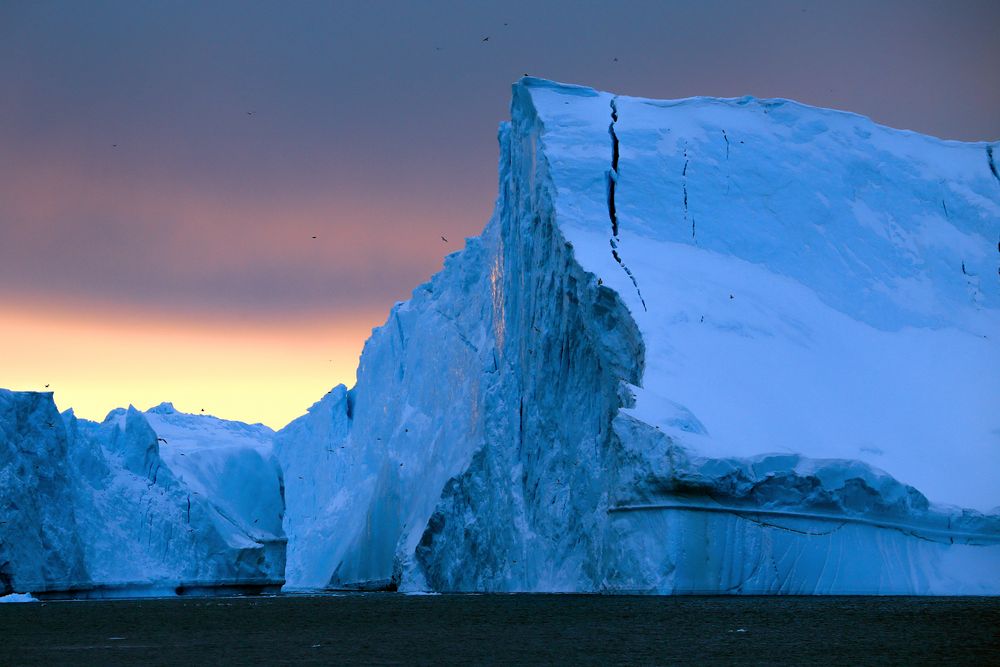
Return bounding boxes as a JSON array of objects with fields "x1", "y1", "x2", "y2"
[
  {"x1": 276, "y1": 79, "x2": 1000, "y2": 594},
  {"x1": 2, "y1": 79, "x2": 998, "y2": 595},
  {"x1": 0, "y1": 391, "x2": 284, "y2": 596}
]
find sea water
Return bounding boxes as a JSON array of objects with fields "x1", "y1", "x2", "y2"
[{"x1": 1, "y1": 594, "x2": 997, "y2": 665}]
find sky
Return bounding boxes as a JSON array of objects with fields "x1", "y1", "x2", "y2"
[{"x1": 2, "y1": 0, "x2": 999, "y2": 428}]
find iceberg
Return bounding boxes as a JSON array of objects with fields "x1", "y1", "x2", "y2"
[
  {"x1": 2, "y1": 78, "x2": 998, "y2": 595},
  {"x1": 0, "y1": 390, "x2": 284, "y2": 597},
  {"x1": 276, "y1": 79, "x2": 1000, "y2": 594}
]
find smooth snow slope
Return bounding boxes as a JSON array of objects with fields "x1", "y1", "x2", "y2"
[{"x1": 279, "y1": 78, "x2": 999, "y2": 594}]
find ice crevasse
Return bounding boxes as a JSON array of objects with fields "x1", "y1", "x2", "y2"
[{"x1": 277, "y1": 79, "x2": 1000, "y2": 594}]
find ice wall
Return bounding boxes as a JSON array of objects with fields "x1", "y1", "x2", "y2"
[{"x1": 0, "y1": 390, "x2": 89, "y2": 594}]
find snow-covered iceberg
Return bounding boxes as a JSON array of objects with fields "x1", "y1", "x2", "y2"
[
  {"x1": 2, "y1": 78, "x2": 998, "y2": 595},
  {"x1": 276, "y1": 78, "x2": 1000, "y2": 594},
  {"x1": 0, "y1": 390, "x2": 284, "y2": 596}
]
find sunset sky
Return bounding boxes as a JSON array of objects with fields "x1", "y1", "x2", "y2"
[{"x1": 2, "y1": 0, "x2": 998, "y2": 428}]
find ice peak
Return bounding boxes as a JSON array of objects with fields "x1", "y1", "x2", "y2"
[{"x1": 147, "y1": 401, "x2": 177, "y2": 415}]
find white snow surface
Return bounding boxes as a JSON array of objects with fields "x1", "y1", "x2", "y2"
[{"x1": 528, "y1": 82, "x2": 999, "y2": 512}]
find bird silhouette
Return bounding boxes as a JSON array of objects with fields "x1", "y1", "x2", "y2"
[
  {"x1": 157, "y1": 437, "x2": 168, "y2": 444},
  {"x1": 441, "y1": 236, "x2": 448, "y2": 242},
  {"x1": 312, "y1": 236, "x2": 317, "y2": 239},
  {"x1": 44, "y1": 384, "x2": 49, "y2": 388},
  {"x1": 482, "y1": 36, "x2": 489, "y2": 42}
]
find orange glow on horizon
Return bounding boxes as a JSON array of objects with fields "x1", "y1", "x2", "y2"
[{"x1": 0, "y1": 301, "x2": 384, "y2": 430}]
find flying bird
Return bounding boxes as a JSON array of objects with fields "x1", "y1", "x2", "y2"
[
  {"x1": 312, "y1": 236, "x2": 317, "y2": 239},
  {"x1": 157, "y1": 437, "x2": 168, "y2": 444},
  {"x1": 441, "y1": 236, "x2": 448, "y2": 242},
  {"x1": 482, "y1": 36, "x2": 489, "y2": 42},
  {"x1": 44, "y1": 384, "x2": 49, "y2": 388}
]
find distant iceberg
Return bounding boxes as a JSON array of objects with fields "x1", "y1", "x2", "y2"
[{"x1": 0, "y1": 390, "x2": 284, "y2": 597}]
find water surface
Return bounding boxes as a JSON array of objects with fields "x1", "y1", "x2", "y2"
[{"x1": 2, "y1": 594, "x2": 997, "y2": 665}]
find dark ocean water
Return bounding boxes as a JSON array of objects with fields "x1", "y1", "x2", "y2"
[{"x1": 1, "y1": 594, "x2": 998, "y2": 665}]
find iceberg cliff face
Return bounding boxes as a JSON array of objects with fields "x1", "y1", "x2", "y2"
[
  {"x1": 0, "y1": 391, "x2": 284, "y2": 595},
  {"x1": 278, "y1": 79, "x2": 1000, "y2": 594},
  {"x1": 1, "y1": 391, "x2": 89, "y2": 593}
]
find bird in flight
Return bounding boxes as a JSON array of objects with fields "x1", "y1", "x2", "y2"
[
  {"x1": 482, "y1": 36, "x2": 489, "y2": 42},
  {"x1": 44, "y1": 384, "x2": 49, "y2": 388},
  {"x1": 246, "y1": 111, "x2": 254, "y2": 116},
  {"x1": 157, "y1": 437, "x2": 168, "y2": 444},
  {"x1": 441, "y1": 236, "x2": 448, "y2": 243},
  {"x1": 312, "y1": 236, "x2": 317, "y2": 239}
]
